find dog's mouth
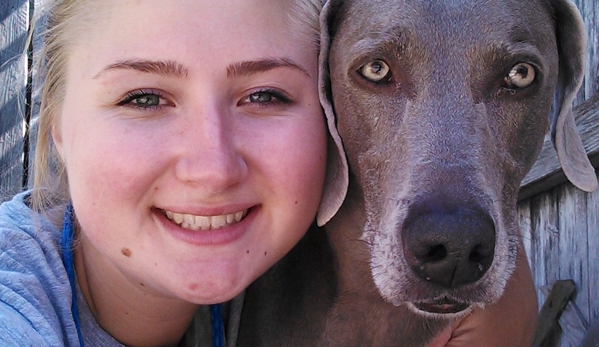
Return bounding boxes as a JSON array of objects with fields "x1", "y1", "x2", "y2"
[{"x1": 412, "y1": 297, "x2": 472, "y2": 315}]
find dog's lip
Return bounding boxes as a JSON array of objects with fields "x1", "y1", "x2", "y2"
[{"x1": 412, "y1": 298, "x2": 471, "y2": 314}]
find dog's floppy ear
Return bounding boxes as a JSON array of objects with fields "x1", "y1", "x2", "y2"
[
  {"x1": 550, "y1": 0, "x2": 598, "y2": 192},
  {"x1": 317, "y1": 0, "x2": 349, "y2": 226}
]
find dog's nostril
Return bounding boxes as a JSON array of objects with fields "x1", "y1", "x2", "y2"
[
  {"x1": 468, "y1": 244, "x2": 489, "y2": 263},
  {"x1": 468, "y1": 245, "x2": 484, "y2": 262},
  {"x1": 423, "y1": 244, "x2": 447, "y2": 262}
]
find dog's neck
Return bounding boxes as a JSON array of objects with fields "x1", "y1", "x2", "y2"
[{"x1": 326, "y1": 181, "x2": 378, "y2": 293}]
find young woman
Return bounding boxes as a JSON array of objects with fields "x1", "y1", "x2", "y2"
[{"x1": 0, "y1": 0, "x2": 326, "y2": 346}]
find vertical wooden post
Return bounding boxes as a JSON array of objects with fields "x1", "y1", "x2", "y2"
[{"x1": 0, "y1": 0, "x2": 30, "y2": 200}]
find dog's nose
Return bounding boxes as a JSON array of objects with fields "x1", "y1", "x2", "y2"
[{"x1": 402, "y1": 206, "x2": 495, "y2": 288}]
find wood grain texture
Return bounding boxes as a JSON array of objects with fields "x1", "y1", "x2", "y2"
[
  {"x1": 558, "y1": 184, "x2": 589, "y2": 319},
  {"x1": 521, "y1": 169, "x2": 599, "y2": 347},
  {"x1": 538, "y1": 283, "x2": 589, "y2": 347},
  {"x1": 572, "y1": 0, "x2": 599, "y2": 102},
  {"x1": 518, "y1": 199, "x2": 533, "y2": 268},
  {"x1": 581, "y1": 318, "x2": 599, "y2": 347},
  {"x1": 532, "y1": 280, "x2": 576, "y2": 347},
  {"x1": 586, "y1": 176, "x2": 599, "y2": 322},
  {"x1": 530, "y1": 190, "x2": 559, "y2": 308},
  {"x1": 0, "y1": 0, "x2": 29, "y2": 200},
  {"x1": 565, "y1": 183, "x2": 590, "y2": 347},
  {"x1": 25, "y1": 0, "x2": 46, "y2": 189}
]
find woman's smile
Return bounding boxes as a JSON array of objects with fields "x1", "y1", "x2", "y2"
[
  {"x1": 164, "y1": 208, "x2": 249, "y2": 231},
  {"x1": 155, "y1": 205, "x2": 259, "y2": 247}
]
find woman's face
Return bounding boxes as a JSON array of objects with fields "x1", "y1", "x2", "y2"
[{"x1": 54, "y1": 0, "x2": 326, "y2": 304}]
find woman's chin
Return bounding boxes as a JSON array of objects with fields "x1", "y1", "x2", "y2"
[{"x1": 175, "y1": 275, "x2": 249, "y2": 305}]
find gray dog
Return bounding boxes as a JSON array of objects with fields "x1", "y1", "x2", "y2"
[{"x1": 237, "y1": 0, "x2": 598, "y2": 346}]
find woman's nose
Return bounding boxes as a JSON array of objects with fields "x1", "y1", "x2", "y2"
[{"x1": 173, "y1": 106, "x2": 247, "y2": 193}]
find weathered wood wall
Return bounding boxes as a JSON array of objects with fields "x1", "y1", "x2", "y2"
[
  {"x1": 575, "y1": 0, "x2": 599, "y2": 103},
  {"x1": 0, "y1": 0, "x2": 29, "y2": 200},
  {"x1": 520, "y1": 171, "x2": 599, "y2": 347},
  {"x1": 519, "y1": 0, "x2": 599, "y2": 345}
]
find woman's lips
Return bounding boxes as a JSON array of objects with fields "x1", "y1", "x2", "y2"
[{"x1": 156, "y1": 206, "x2": 257, "y2": 246}]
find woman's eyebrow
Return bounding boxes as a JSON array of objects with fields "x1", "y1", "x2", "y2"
[
  {"x1": 227, "y1": 58, "x2": 310, "y2": 78},
  {"x1": 93, "y1": 59, "x2": 189, "y2": 79}
]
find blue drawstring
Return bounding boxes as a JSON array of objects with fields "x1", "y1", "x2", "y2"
[
  {"x1": 210, "y1": 303, "x2": 225, "y2": 347},
  {"x1": 61, "y1": 203, "x2": 226, "y2": 347},
  {"x1": 61, "y1": 204, "x2": 85, "y2": 347}
]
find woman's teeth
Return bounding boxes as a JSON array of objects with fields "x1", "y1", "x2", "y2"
[{"x1": 165, "y1": 210, "x2": 247, "y2": 231}]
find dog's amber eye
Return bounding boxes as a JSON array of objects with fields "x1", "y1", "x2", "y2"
[
  {"x1": 359, "y1": 60, "x2": 391, "y2": 82},
  {"x1": 504, "y1": 63, "x2": 535, "y2": 88}
]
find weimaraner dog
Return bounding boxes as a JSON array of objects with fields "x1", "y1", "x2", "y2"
[{"x1": 237, "y1": 0, "x2": 598, "y2": 346}]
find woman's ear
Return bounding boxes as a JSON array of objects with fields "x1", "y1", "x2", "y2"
[
  {"x1": 316, "y1": 0, "x2": 349, "y2": 226},
  {"x1": 550, "y1": 0, "x2": 597, "y2": 192}
]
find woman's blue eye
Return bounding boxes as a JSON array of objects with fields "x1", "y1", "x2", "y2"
[
  {"x1": 132, "y1": 94, "x2": 160, "y2": 107},
  {"x1": 244, "y1": 89, "x2": 290, "y2": 106},
  {"x1": 249, "y1": 92, "x2": 273, "y2": 103},
  {"x1": 118, "y1": 90, "x2": 166, "y2": 109}
]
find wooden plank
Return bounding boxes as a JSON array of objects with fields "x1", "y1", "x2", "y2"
[
  {"x1": 517, "y1": 200, "x2": 533, "y2": 270},
  {"x1": 519, "y1": 93, "x2": 599, "y2": 201},
  {"x1": 572, "y1": 0, "x2": 599, "y2": 102},
  {"x1": 530, "y1": 191, "x2": 558, "y2": 308},
  {"x1": 558, "y1": 183, "x2": 590, "y2": 321},
  {"x1": 26, "y1": 0, "x2": 46, "y2": 188},
  {"x1": 531, "y1": 280, "x2": 577, "y2": 347},
  {"x1": 538, "y1": 284, "x2": 566, "y2": 347},
  {"x1": 528, "y1": 196, "x2": 545, "y2": 309},
  {"x1": 540, "y1": 285, "x2": 590, "y2": 347},
  {"x1": 582, "y1": 318, "x2": 599, "y2": 347},
  {"x1": 532, "y1": 191, "x2": 561, "y2": 306},
  {"x1": 558, "y1": 300, "x2": 589, "y2": 347},
  {"x1": 0, "y1": 0, "x2": 29, "y2": 200},
  {"x1": 587, "y1": 170, "x2": 599, "y2": 322}
]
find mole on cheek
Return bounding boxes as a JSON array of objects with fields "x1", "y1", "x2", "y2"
[{"x1": 121, "y1": 248, "x2": 132, "y2": 257}]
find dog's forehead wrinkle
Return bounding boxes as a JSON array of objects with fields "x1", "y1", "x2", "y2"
[
  {"x1": 341, "y1": 0, "x2": 418, "y2": 34},
  {"x1": 350, "y1": 32, "x2": 415, "y2": 60},
  {"x1": 340, "y1": 0, "x2": 553, "y2": 66}
]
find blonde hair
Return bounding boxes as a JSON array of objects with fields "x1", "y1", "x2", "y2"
[
  {"x1": 31, "y1": 0, "x2": 86, "y2": 217},
  {"x1": 288, "y1": 0, "x2": 325, "y2": 46},
  {"x1": 31, "y1": 0, "x2": 325, "y2": 218}
]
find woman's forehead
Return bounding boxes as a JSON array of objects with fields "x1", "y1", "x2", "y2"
[
  {"x1": 66, "y1": 0, "x2": 317, "y2": 83},
  {"x1": 79, "y1": 0, "x2": 304, "y2": 40}
]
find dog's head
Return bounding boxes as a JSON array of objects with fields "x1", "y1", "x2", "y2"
[{"x1": 317, "y1": 0, "x2": 597, "y2": 318}]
